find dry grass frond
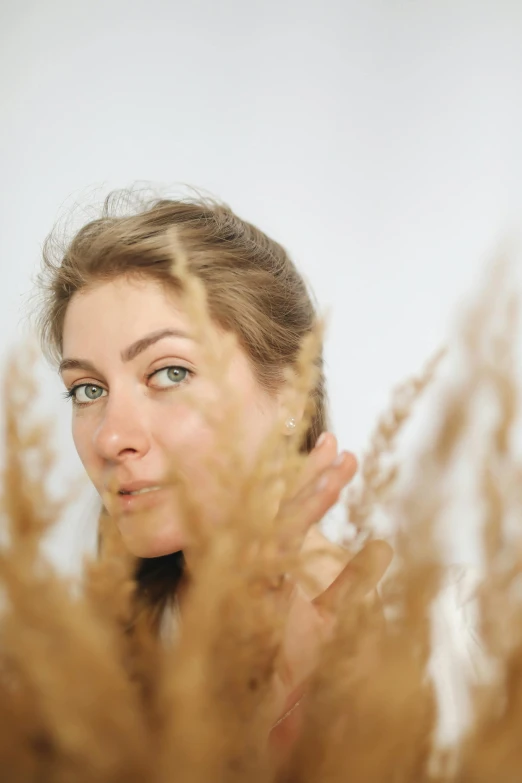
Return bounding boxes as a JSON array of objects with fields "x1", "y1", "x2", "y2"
[
  {"x1": 345, "y1": 346, "x2": 445, "y2": 545},
  {"x1": 0, "y1": 351, "x2": 153, "y2": 783},
  {"x1": 5, "y1": 251, "x2": 522, "y2": 782}
]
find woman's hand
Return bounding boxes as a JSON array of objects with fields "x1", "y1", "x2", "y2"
[{"x1": 269, "y1": 433, "x2": 393, "y2": 743}]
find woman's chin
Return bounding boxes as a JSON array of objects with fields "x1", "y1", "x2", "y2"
[
  {"x1": 116, "y1": 509, "x2": 187, "y2": 559},
  {"x1": 125, "y1": 538, "x2": 184, "y2": 559}
]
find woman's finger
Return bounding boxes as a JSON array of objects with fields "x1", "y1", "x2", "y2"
[
  {"x1": 313, "y1": 539, "x2": 393, "y2": 614},
  {"x1": 278, "y1": 450, "x2": 358, "y2": 555},
  {"x1": 291, "y1": 432, "x2": 339, "y2": 496}
]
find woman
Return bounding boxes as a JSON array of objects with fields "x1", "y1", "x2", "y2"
[{"x1": 35, "y1": 190, "x2": 392, "y2": 751}]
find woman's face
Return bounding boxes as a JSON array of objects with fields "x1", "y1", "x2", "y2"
[{"x1": 61, "y1": 276, "x2": 284, "y2": 558}]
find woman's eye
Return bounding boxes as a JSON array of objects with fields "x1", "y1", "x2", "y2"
[
  {"x1": 151, "y1": 366, "x2": 190, "y2": 388},
  {"x1": 71, "y1": 384, "x2": 107, "y2": 404}
]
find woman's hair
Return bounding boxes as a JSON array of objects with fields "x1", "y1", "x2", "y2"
[{"x1": 36, "y1": 188, "x2": 328, "y2": 623}]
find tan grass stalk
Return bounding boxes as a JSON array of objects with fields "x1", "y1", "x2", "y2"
[{"x1": 4, "y1": 252, "x2": 522, "y2": 782}]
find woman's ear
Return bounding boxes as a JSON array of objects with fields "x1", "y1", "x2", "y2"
[
  {"x1": 285, "y1": 417, "x2": 297, "y2": 433},
  {"x1": 276, "y1": 373, "x2": 307, "y2": 436},
  {"x1": 281, "y1": 401, "x2": 307, "y2": 437}
]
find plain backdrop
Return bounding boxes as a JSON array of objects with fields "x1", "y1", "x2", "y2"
[{"x1": 1, "y1": 0, "x2": 522, "y2": 573}]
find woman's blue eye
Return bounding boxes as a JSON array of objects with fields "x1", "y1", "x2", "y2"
[
  {"x1": 151, "y1": 366, "x2": 190, "y2": 388},
  {"x1": 63, "y1": 367, "x2": 190, "y2": 406},
  {"x1": 70, "y1": 385, "x2": 107, "y2": 404}
]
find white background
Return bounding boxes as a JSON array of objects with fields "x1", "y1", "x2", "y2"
[{"x1": 1, "y1": 0, "x2": 522, "y2": 572}]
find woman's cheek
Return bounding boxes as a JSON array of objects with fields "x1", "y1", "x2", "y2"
[
  {"x1": 155, "y1": 406, "x2": 216, "y2": 467},
  {"x1": 72, "y1": 420, "x2": 101, "y2": 488},
  {"x1": 156, "y1": 413, "x2": 236, "y2": 519}
]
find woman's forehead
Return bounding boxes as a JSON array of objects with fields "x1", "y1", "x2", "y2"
[
  {"x1": 60, "y1": 276, "x2": 239, "y2": 369},
  {"x1": 63, "y1": 278, "x2": 191, "y2": 345}
]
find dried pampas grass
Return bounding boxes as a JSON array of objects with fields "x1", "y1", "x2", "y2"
[{"x1": 2, "y1": 253, "x2": 522, "y2": 782}]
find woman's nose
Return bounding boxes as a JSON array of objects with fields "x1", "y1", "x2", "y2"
[{"x1": 92, "y1": 394, "x2": 151, "y2": 463}]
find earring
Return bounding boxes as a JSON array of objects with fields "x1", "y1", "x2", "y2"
[{"x1": 285, "y1": 417, "x2": 296, "y2": 431}]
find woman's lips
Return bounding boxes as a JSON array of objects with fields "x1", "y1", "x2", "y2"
[
  {"x1": 111, "y1": 485, "x2": 168, "y2": 514},
  {"x1": 120, "y1": 485, "x2": 162, "y2": 496},
  {"x1": 117, "y1": 480, "x2": 164, "y2": 494}
]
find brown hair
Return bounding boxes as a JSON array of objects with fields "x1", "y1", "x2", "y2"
[{"x1": 36, "y1": 188, "x2": 328, "y2": 617}]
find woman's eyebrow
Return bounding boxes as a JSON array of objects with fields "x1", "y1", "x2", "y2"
[
  {"x1": 59, "y1": 358, "x2": 99, "y2": 376},
  {"x1": 121, "y1": 328, "x2": 193, "y2": 362},
  {"x1": 59, "y1": 328, "x2": 192, "y2": 376}
]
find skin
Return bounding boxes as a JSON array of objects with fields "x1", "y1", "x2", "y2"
[
  {"x1": 60, "y1": 274, "x2": 392, "y2": 751},
  {"x1": 62, "y1": 275, "x2": 289, "y2": 559}
]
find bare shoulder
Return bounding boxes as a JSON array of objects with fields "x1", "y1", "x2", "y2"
[{"x1": 298, "y1": 525, "x2": 353, "y2": 599}]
